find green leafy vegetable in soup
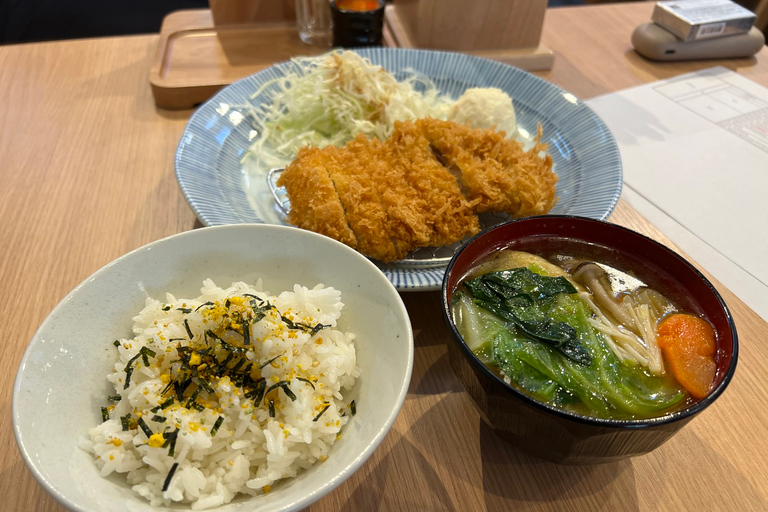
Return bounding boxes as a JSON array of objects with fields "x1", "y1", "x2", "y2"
[
  {"x1": 463, "y1": 268, "x2": 591, "y2": 366},
  {"x1": 452, "y1": 254, "x2": 687, "y2": 420}
]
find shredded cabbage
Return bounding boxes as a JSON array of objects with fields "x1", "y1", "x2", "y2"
[{"x1": 243, "y1": 50, "x2": 454, "y2": 172}]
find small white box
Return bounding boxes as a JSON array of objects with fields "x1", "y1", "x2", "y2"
[{"x1": 652, "y1": 0, "x2": 756, "y2": 42}]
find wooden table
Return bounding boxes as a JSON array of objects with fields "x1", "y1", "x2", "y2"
[{"x1": 2, "y1": 3, "x2": 767, "y2": 510}]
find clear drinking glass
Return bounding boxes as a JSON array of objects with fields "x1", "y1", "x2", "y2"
[{"x1": 295, "y1": 0, "x2": 333, "y2": 46}]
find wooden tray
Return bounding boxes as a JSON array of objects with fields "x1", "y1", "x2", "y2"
[
  {"x1": 150, "y1": 7, "x2": 553, "y2": 110},
  {"x1": 150, "y1": 9, "x2": 397, "y2": 109},
  {"x1": 149, "y1": 10, "x2": 323, "y2": 109}
]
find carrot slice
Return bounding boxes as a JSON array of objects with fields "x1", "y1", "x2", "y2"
[{"x1": 657, "y1": 314, "x2": 717, "y2": 399}]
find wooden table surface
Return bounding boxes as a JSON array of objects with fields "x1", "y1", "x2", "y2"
[{"x1": 2, "y1": 3, "x2": 768, "y2": 511}]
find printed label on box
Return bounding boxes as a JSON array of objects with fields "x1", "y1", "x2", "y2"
[{"x1": 697, "y1": 22, "x2": 727, "y2": 38}]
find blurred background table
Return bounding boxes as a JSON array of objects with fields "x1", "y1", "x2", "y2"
[{"x1": 2, "y1": 2, "x2": 768, "y2": 511}]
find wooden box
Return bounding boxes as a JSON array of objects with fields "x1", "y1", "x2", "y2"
[
  {"x1": 390, "y1": 0, "x2": 548, "y2": 51},
  {"x1": 208, "y1": 0, "x2": 297, "y2": 25}
]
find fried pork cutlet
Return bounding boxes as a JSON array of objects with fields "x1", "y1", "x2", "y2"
[
  {"x1": 278, "y1": 119, "x2": 557, "y2": 263},
  {"x1": 276, "y1": 147, "x2": 357, "y2": 249},
  {"x1": 416, "y1": 118, "x2": 557, "y2": 217},
  {"x1": 383, "y1": 122, "x2": 479, "y2": 248},
  {"x1": 343, "y1": 135, "x2": 432, "y2": 260},
  {"x1": 323, "y1": 137, "x2": 401, "y2": 262},
  {"x1": 280, "y1": 129, "x2": 479, "y2": 262}
]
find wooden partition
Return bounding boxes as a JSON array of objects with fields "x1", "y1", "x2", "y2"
[
  {"x1": 391, "y1": 0, "x2": 547, "y2": 51},
  {"x1": 208, "y1": 0, "x2": 297, "y2": 25}
]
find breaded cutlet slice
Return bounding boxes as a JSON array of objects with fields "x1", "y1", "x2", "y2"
[
  {"x1": 416, "y1": 118, "x2": 558, "y2": 217},
  {"x1": 383, "y1": 122, "x2": 480, "y2": 247},
  {"x1": 277, "y1": 146, "x2": 357, "y2": 249},
  {"x1": 324, "y1": 136, "x2": 400, "y2": 262},
  {"x1": 351, "y1": 136, "x2": 436, "y2": 257}
]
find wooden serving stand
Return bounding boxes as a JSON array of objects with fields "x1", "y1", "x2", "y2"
[{"x1": 150, "y1": 0, "x2": 554, "y2": 109}]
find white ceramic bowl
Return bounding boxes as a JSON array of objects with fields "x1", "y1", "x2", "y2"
[{"x1": 13, "y1": 225, "x2": 413, "y2": 512}]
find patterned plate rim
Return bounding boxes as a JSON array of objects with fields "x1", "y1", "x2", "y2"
[{"x1": 175, "y1": 48, "x2": 623, "y2": 292}]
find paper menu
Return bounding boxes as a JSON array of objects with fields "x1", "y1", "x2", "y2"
[{"x1": 586, "y1": 67, "x2": 768, "y2": 322}]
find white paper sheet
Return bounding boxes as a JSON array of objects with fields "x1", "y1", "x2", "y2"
[{"x1": 586, "y1": 66, "x2": 768, "y2": 321}]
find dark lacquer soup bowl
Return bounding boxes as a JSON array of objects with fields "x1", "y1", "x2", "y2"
[{"x1": 441, "y1": 216, "x2": 738, "y2": 464}]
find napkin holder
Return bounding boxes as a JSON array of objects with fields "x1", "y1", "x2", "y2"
[{"x1": 386, "y1": 0, "x2": 554, "y2": 70}]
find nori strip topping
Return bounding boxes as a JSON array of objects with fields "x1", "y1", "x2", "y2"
[
  {"x1": 210, "y1": 416, "x2": 224, "y2": 437},
  {"x1": 195, "y1": 301, "x2": 214, "y2": 312},
  {"x1": 174, "y1": 379, "x2": 191, "y2": 402},
  {"x1": 160, "y1": 379, "x2": 175, "y2": 397},
  {"x1": 313, "y1": 403, "x2": 331, "y2": 422},
  {"x1": 266, "y1": 381, "x2": 296, "y2": 401},
  {"x1": 280, "y1": 382, "x2": 297, "y2": 401},
  {"x1": 137, "y1": 417, "x2": 153, "y2": 438},
  {"x1": 184, "y1": 319, "x2": 194, "y2": 339},
  {"x1": 266, "y1": 381, "x2": 286, "y2": 395},
  {"x1": 259, "y1": 353, "x2": 283, "y2": 369},
  {"x1": 196, "y1": 378, "x2": 215, "y2": 394},
  {"x1": 206, "y1": 330, "x2": 248, "y2": 354},
  {"x1": 297, "y1": 377, "x2": 315, "y2": 390},
  {"x1": 215, "y1": 352, "x2": 235, "y2": 375},
  {"x1": 140, "y1": 347, "x2": 155, "y2": 367},
  {"x1": 230, "y1": 357, "x2": 246, "y2": 373},
  {"x1": 162, "y1": 462, "x2": 179, "y2": 492},
  {"x1": 162, "y1": 428, "x2": 180, "y2": 456},
  {"x1": 245, "y1": 379, "x2": 266, "y2": 406},
  {"x1": 280, "y1": 315, "x2": 329, "y2": 336},
  {"x1": 123, "y1": 347, "x2": 157, "y2": 389},
  {"x1": 120, "y1": 413, "x2": 133, "y2": 431},
  {"x1": 185, "y1": 387, "x2": 201, "y2": 409}
]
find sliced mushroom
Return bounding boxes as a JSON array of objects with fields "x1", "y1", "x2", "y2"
[{"x1": 572, "y1": 262, "x2": 638, "y2": 334}]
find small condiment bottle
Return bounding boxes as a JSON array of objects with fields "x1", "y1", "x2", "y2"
[{"x1": 331, "y1": 0, "x2": 386, "y2": 47}]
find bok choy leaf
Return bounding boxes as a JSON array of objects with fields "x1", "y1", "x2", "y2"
[{"x1": 456, "y1": 267, "x2": 686, "y2": 419}]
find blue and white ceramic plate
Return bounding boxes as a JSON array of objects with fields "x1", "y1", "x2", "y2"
[{"x1": 175, "y1": 48, "x2": 622, "y2": 291}]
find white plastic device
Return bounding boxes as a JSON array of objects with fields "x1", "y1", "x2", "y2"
[{"x1": 632, "y1": 23, "x2": 765, "y2": 61}]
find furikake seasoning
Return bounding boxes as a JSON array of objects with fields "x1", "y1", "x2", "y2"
[{"x1": 98, "y1": 291, "x2": 342, "y2": 459}]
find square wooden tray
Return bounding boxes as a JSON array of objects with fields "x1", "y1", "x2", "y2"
[{"x1": 149, "y1": 9, "x2": 352, "y2": 109}]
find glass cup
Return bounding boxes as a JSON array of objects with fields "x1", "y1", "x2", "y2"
[{"x1": 295, "y1": 0, "x2": 333, "y2": 46}]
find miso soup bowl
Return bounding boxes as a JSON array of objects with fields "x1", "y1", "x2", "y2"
[{"x1": 441, "y1": 216, "x2": 738, "y2": 465}]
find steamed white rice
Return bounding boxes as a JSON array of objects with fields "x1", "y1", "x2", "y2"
[{"x1": 86, "y1": 279, "x2": 360, "y2": 509}]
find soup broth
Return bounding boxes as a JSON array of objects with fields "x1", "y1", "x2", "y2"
[{"x1": 451, "y1": 238, "x2": 719, "y2": 421}]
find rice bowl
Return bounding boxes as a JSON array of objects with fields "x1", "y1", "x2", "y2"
[{"x1": 13, "y1": 225, "x2": 414, "y2": 512}]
